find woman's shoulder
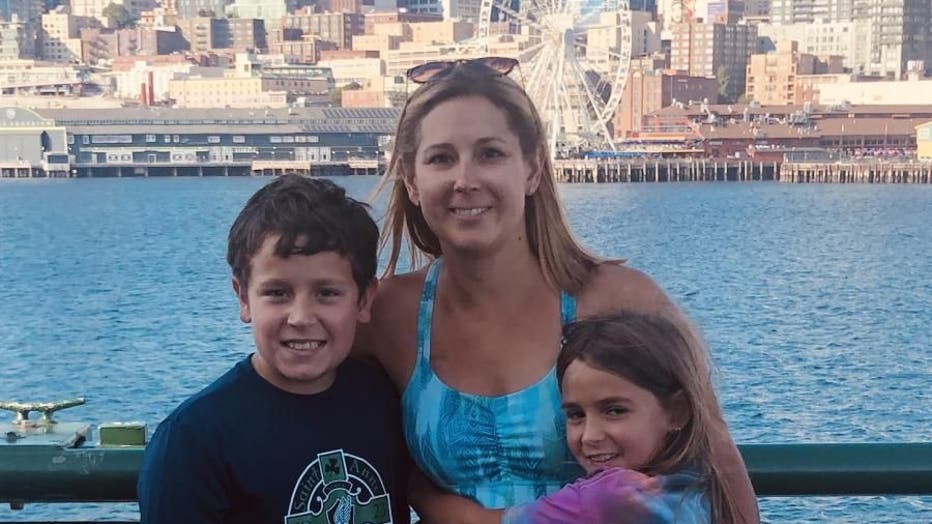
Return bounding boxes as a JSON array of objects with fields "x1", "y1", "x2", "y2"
[
  {"x1": 576, "y1": 261, "x2": 675, "y2": 318},
  {"x1": 353, "y1": 267, "x2": 430, "y2": 377}
]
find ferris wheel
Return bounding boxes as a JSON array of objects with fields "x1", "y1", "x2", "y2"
[{"x1": 476, "y1": 0, "x2": 633, "y2": 153}]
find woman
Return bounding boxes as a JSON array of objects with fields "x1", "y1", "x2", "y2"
[{"x1": 355, "y1": 57, "x2": 759, "y2": 523}]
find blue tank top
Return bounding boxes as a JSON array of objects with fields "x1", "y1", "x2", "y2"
[{"x1": 401, "y1": 258, "x2": 584, "y2": 509}]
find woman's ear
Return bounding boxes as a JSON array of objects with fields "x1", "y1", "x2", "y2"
[
  {"x1": 525, "y1": 148, "x2": 545, "y2": 196},
  {"x1": 400, "y1": 163, "x2": 420, "y2": 206}
]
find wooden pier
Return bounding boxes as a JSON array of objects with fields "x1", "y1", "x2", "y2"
[
  {"x1": 553, "y1": 158, "x2": 779, "y2": 183},
  {"x1": 553, "y1": 158, "x2": 932, "y2": 184},
  {"x1": 780, "y1": 161, "x2": 932, "y2": 184}
]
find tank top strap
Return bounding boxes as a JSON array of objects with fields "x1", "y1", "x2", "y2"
[
  {"x1": 415, "y1": 258, "x2": 443, "y2": 362},
  {"x1": 559, "y1": 290, "x2": 576, "y2": 326}
]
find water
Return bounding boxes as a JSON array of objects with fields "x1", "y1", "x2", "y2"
[{"x1": 1, "y1": 177, "x2": 929, "y2": 522}]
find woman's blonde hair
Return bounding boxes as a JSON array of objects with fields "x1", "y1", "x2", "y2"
[
  {"x1": 376, "y1": 62, "x2": 600, "y2": 293},
  {"x1": 557, "y1": 311, "x2": 743, "y2": 524}
]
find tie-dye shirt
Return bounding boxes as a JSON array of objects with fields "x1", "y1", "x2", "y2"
[{"x1": 502, "y1": 468, "x2": 710, "y2": 524}]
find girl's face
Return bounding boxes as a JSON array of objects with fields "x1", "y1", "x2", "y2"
[
  {"x1": 404, "y1": 95, "x2": 541, "y2": 256},
  {"x1": 561, "y1": 360, "x2": 681, "y2": 475}
]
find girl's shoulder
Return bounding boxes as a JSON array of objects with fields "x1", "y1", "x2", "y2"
[{"x1": 577, "y1": 262, "x2": 675, "y2": 318}]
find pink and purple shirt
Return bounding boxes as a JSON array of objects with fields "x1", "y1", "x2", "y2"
[{"x1": 502, "y1": 468, "x2": 710, "y2": 524}]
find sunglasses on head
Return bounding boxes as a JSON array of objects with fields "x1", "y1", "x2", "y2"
[{"x1": 406, "y1": 57, "x2": 520, "y2": 84}]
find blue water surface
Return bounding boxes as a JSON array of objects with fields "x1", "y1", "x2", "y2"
[{"x1": 0, "y1": 177, "x2": 929, "y2": 522}]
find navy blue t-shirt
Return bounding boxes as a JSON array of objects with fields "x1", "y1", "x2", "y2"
[{"x1": 138, "y1": 356, "x2": 410, "y2": 524}]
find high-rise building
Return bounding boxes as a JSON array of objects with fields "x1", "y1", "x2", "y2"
[
  {"x1": 855, "y1": 0, "x2": 931, "y2": 78},
  {"x1": 671, "y1": 20, "x2": 757, "y2": 101},
  {"x1": 769, "y1": 0, "x2": 854, "y2": 24},
  {"x1": 174, "y1": 0, "x2": 232, "y2": 18}
]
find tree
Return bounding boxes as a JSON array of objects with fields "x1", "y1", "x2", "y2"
[
  {"x1": 716, "y1": 65, "x2": 732, "y2": 103},
  {"x1": 103, "y1": 3, "x2": 136, "y2": 29}
]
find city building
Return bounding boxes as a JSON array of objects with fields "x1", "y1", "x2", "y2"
[
  {"x1": 0, "y1": 106, "x2": 70, "y2": 177},
  {"x1": 855, "y1": 0, "x2": 931, "y2": 79},
  {"x1": 0, "y1": 59, "x2": 87, "y2": 95},
  {"x1": 71, "y1": 0, "x2": 158, "y2": 27},
  {"x1": 174, "y1": 0, "x2": 232, "y2": 18},
  {"x1": 746, "y1": 40, "x2": 843, "y2": 105},
  {"x1": 280, "y1": 11, "x2": 364, "y2": 49},
  {"x1": 769, "y1": 0, "x2": 853, "y2": 24},
  {"x1": 793, "y1": 72, "x2": 852, "y2": 104},
  {"x1": 756, "y1": 20, "x2": 870, "y2": 73},
  {"x1": 32, "y1": 106, "x2": 398, "y2": 176},
  {"x1": 226, "y1": 0, "x2": 295, "y2": 20},
  {"x1": 917, "y1": 121, "x2": 932, "y2": 160},
  {"x1": 0, "y1": 0, "x2": 41, "y2": 57},
  {"x1": 0, "y1": 17, "x2": 30, "y2": 59},
  {"x1": 612, "y1": 55, "x2": 720, "y2": 139},
  {"x1": 817, "y1": 73, "x2": 932, "y2": 105},
  {"x1": 40, "y1": 8, "x2": 100, "y2": 62},
  {"x1": 670, "y1": 20, "x2": 758, "y2": 102},
  {"x1": 409, "y1": 19, "x2": 473, "y2": 43}
]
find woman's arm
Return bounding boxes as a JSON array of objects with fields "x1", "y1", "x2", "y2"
[{"x1": 409, "y1": 469, "x2": 502, "y2": 524}]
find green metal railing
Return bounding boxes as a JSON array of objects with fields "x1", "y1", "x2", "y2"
[{"x1": 1, "y1": 442, "x2": 930, "y2": 521}]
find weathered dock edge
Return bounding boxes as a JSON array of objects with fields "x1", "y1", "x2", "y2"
[
  {"x1": 1, "y1": 443, "x2": 930, "y2": 511},
  {"x1": 552, "y1": 159, "x2": 932, "y2": 184}
]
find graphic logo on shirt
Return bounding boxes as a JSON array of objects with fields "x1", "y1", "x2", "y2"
[{"x1": 285, "y1": 449, "x2": 393, "y2": 524}]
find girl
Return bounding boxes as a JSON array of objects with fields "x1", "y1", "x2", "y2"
[{"x1": 502, "y1": 311, "x2": 740, "y2": 524}]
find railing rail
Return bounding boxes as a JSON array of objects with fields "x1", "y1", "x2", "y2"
[{"x1": 1, "y1": 443, "x2": 930, "y2": 521}]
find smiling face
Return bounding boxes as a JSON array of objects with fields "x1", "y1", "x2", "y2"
[
  {"x1": 232, "y1": 235, "x2": 375, "y2": 395},
  {"x1": 561, "y1": 360, "x2": 681, "y2": 475},
  {"x1": 404, "y1": 95, "x2": 541, "y2": 255}
]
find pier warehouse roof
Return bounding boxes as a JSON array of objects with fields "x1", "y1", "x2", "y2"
[{"x1": 33, "y1": 107, "x2": 401, "y2": 135}]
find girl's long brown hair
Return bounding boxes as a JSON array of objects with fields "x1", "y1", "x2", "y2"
[{"x1": 557, "y1": 311, "x2": 742, "y2": 524}]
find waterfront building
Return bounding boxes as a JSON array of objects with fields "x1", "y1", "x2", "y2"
[
  {"x1": 0, "y1": 106, "x2": 70, "y2": 177},
  {"x1": 670, "y1": 20, "x2": 757, "y2": 102},
  {"x1": 917, "y1": 121, "x2": 932, "y2": 160},
  {"x1": 746, "y1": 40, "x2": 843, "y2": 105},
  {"x1": 817, "y1": 73, "x2": 932, "y2": 105},
  {"x1": 639, "y1": 102, "x2": 932, "y2": 157},
  {"x1": 32, "y1": 106, "x2": 399, "y2": 176}
]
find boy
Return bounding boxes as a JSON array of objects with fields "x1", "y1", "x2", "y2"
[{"x1": 138, "y1": 175, "x2": 409, "y2": 524}]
